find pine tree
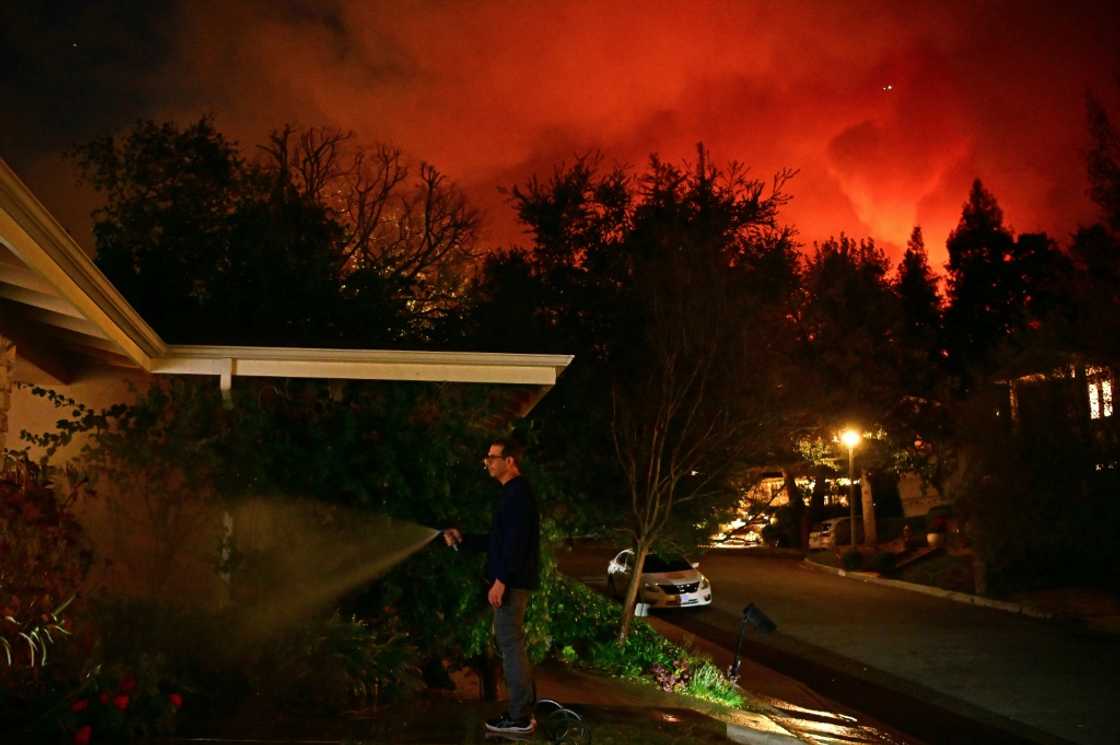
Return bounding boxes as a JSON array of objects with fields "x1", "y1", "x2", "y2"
[
  {"x1": 895, "y1": 226, "x2": 942, "y2": 394},
  {"x1": 943, "y1": 180, "x2": 1019, "y2": 383}
]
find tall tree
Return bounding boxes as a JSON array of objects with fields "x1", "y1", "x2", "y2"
[
  {"x1": 793, "y1": 235, "x2": 904, "y2": 544},
  {"x1": 943, "y1": 180, "x2": 1023, "y2": 385},
  {"x1": 896, "y1": 228, "x2": 941, "y2": 350},
  {"x1": 799, "y1": 234, "x2": 900, "y2": 421},
  {"x1": 1086, "y1": 95, "x2": 1120, "y2": 232},
  {"x1": 467, "y1": 149, "x2": 799, "y2": 638},
  {"x1": 70, "y1": 118, "x2": 479, "y2": 346},
  {"x1": 606, "y1": 151, "x2": 796, "y2": 639}
]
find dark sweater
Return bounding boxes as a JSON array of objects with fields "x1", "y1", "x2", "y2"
[{"x1": 462, "y1": 475, "x2": 540, "y2": 590}]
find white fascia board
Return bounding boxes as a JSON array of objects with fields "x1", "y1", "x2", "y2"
[
  {"x1": 154, "y1": 346, "x2": 573, "y2": 386},
  {"x1": 0, "y1": 160, "x2": 166, "y2": 368},
  {"x1": 0, "y1": 159, "x2": 575, "y2": 391}
]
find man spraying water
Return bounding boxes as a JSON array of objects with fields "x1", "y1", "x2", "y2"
[{"x1": 443, "y1": 438, "x2": 540, "y2": 735}]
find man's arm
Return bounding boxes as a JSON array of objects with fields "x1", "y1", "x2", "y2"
[{"x1": 442, "y1": 528, "x2": 488, "y2": 552}]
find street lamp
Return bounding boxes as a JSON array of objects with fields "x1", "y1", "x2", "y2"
[{"x1": 840, "y1": 428, "x2": 862, "y2": 548}]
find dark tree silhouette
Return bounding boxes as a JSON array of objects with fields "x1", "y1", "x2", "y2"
[
  {"x1": 465, "y1": 149, "x2": 800, "y2": 639},
  {"x1": 895, "y1": 227, "x2": 941, "y2": 372},
  {"x1": 943, "y1": 180, "x2": 1027, "y2": 386},
  {"x1": 1086, "y1": 95, "x2": 1120, "y2": 232},
  {"x1": 69, "y1": 118, "x2": 478, "y2": 346}
]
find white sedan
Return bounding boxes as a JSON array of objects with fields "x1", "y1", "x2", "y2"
[{"x1": 606, "y1": 549, "x2": 712, "y2": 608}]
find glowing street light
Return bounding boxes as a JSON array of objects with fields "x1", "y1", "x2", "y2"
[{"x1": 840, "y1": 428, "x2": 862, "y2": 548}]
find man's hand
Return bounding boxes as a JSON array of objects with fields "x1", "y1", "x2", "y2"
[
  {"x1": 442, "y1": 528, "x2": 463, "y2": 548},
  {"x1": 488, "y1": 578, "x2": 506, "y2": 608}
]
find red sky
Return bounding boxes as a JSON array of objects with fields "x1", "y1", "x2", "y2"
[{"x1": 5, "y1": 1, "x2": 1118, "y2": 270}]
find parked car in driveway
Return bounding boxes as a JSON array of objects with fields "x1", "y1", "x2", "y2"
[
  {"x1": 809, "y1": 516, "x2": 864, "y2": 549},
  {"x1": 606, "y1": 549, "x2": 712, "y2": 608},
  {"x1": 808, "y1": 518, "x2": 841, "y2": 549}
]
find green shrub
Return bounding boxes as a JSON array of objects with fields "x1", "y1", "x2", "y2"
[
  {"x1": 0, "y1": 454, "x2": 92, "y2": 677},
  {"x1": 57, "y1": 655, "x2": 183, "y2": 743},
  {"x1": 841, "y1": 550, "x2": 863, "y2": 571},
  {"x1": 539, "y1": 571, "x2": 741, "y2": 706},
  {"x1": 256, "y1": 612, "x2": 422, "y2": 712},
  {"x1": 867, "y1": 552, "x2": 896, "y2": 574},
  {"x1": 83, "y1": 596, "x2": 421, "y2": 718},
  {"x1": 587, "y1": 640, "x2": 644, "y2": 678},
  {"x1": 685, "y1": 660, "x2": 743, "y2": 707}
]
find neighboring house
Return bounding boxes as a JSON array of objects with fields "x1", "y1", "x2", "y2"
[
  {"x1": 1004, "y1": 362, "x2": 1119, "y2": 470},
  {"x1": 1006, "y1": 364, "x2": 1116, "y2": 428},
  {"x1": 898, "y1": 364, "x2": 1119, "y2": 517},
  {"x1": 0, "y1": 158, "x2": 571, "y2": 602}
]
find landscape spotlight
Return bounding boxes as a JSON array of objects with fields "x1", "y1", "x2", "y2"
[{"x1": 728, "y1": 602, "x2": 777, "y2": 681}]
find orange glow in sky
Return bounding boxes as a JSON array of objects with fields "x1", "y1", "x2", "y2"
[{"x1": 5, "y1": 1, "x2": 1117, "y2": 270}]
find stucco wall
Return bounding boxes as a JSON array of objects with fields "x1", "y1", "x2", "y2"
[
  {"x1": 7, "y1": 361, "x2": 229, "y2": 607},
  {"x1": 8, "y1": 366, "x2": 149, "y2": 461}
]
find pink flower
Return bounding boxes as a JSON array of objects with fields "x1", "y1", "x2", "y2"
[
  {"x1": 112, "y1": 693, "x2": 129, "y2": 711},
  {"x1": 168, "y1": 692, "x2": 183, "y2": 709},
  {"x1": 70, "y1": 698, "x2": 89, "y2": 713},
  {"x1": 73, "y1": 724, "x2": 92, "y2": 745}
]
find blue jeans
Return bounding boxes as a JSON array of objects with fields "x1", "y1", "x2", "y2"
[{"x1": 494, "y1": 588, "x2": 535, "y2": 720}]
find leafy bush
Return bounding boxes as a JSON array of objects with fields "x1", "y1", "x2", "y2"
[
  {"x1": 57, "y1": 657, "x2": 183, "y2": 743},
  {"x1": 953, "y1": 381, "x2": 1120, "y2": 592},
  {"x1": 82, "y1": 597, "x2": 243, "y2": 717},
  {"x1": 841, "y1": 550, "x2": 863, "y2": 571},
  {"x1": 0, "y1": 453, "x2": 92, "y2": 678},
  {"x1": 867, "y1": 551, "x2": 896, "y2": 574},
  {"x1": 685, "y1": 660, "x2": 743, "y2": 706},
  {"x1": 540, "y1": 571, "x2": 741, "y2": 706},
  {"x1": 87, "y1": 595, "x2": 422, "y2": 717},
  {"x1": 255, "y1": 612, "x2": 422, "y2": 712}
]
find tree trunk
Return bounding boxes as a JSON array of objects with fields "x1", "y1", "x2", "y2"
[
  {"x1": 618, "y1": 541, "x2": 652, "y2": 642},
  {"x1": 810, "y1": 465, "x2": 828, "y2": 520},
  {"x1": 784, "y1": 469, "x2": 809, "y2": 549},
  {"x1": 860, "y1": 468, "x2": 877, "y2": 546}
]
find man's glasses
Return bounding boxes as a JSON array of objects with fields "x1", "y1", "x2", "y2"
[{"x1": 483, "y1": 453, "x2": 507, "y2": 462}]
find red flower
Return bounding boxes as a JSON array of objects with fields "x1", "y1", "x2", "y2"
[
  {"x1": 73, "y1": 724, "x2": 92, "y2": 745},
  {"x1": 98, "y1": 691, "x2": 110, "y2": 705},
  {"x1": 70, "y1": 698, "x2": 89, "y2": 713},
  {"x1": 119, "y1": 675, "x2": 137, "y2": 692},
  {"x1": 168, "y1": 692, "x2": 183, "y2": 709},
  {"x1": 112, "y1": 693, "x2": 130, "y2": 711}
]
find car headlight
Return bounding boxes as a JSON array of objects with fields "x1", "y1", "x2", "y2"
[
  {"x1": 700, "y1": 578, "x2": 710, "y2": 590},
  {"x1": 642, "y1": 582, "x2": 661, "y2": 593}
]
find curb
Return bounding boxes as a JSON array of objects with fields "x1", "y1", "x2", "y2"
[
  {"x1": 640, "y1": 616, "x2": 813, "y2": 744},
  {"x1": 800, "y1": 558, "x2": 1057, "y2": 620}
]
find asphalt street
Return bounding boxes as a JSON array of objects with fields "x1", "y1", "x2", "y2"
[{"x1": 557, "y1": 546, "x2": 1120, "y2": 745}]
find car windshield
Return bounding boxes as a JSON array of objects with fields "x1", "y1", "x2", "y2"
[{"x1": 642, "y1": 555, "x2": 693, "y2": 572}]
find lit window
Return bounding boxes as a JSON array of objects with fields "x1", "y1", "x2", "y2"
[{"x1": 1088, "y1": 375, "x2": 1114, "y2": 420}]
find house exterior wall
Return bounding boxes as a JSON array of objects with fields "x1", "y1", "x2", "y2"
[
  {"x1": 898, "y1": 471, "x2": 946, "y2": 517},
  {"x1": 8, "y1": 365, "x2": 149, "y2": 461},
  {"x1": 6, "y1": 356, "x2": 230, "y2": 607}
]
